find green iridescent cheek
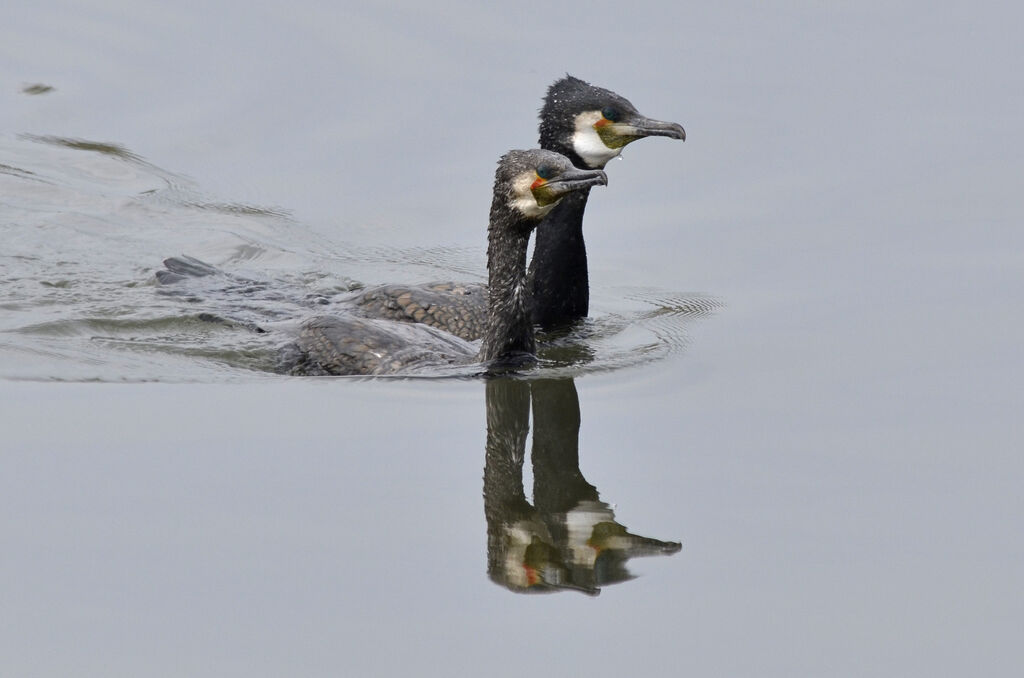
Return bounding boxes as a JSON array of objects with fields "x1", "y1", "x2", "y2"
[
  {"x1": 532, "y1": 185, "x2": 561, "y2": 207},
  {"x1": 596, "y1": 124, "x2": 635, "y2": 149}
]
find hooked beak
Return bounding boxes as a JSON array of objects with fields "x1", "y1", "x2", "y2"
[
  {"x1": 599, "y1": 114, "x2": 686, "y2": 149},
  {"x1": 545, "y1": 167, "x2": 609, "y2": 198},
  {"x1": 627, "y1": 114, "x2": 686, "y2": 141}
]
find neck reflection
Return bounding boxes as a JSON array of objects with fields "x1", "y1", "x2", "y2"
[{"x1": 483, "y1": 377, "x2": 681, "y2": 596}]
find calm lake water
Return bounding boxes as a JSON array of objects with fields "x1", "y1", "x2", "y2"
[{"x1": 3, "y1": 2, "x2": 1023, "y2": 676}]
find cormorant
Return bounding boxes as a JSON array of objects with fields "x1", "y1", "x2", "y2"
[
  {"x1": 291, "y1": 149, "x2": 608, "y2": 375},
  {"x1": 352, "y1": 75, "x2": 685, "y2": 339}
]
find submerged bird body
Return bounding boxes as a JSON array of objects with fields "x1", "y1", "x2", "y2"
[
  {"x1": 349, "y1": 75, "x2": 685, "y2": 339},
  {"x1": 293, "y1": 149, "x2": 607, "y2": 375},
  {"x1": 354, "y1": 281, "x2": 489, "y2": 342},
  {"x1": 290, "y1": 314, "x2": 474, "y2": 376}
]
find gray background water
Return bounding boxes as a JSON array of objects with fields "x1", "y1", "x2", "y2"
[{"x1": 3, "y1": 1, "x2": 1023, "y2": 676}]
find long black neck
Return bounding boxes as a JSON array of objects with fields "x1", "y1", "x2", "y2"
[
  {"x1": 528, "y1": 140, "x2": 594, "y2": 330},
  {"x1": 526, "y1": 188, "x2": 592, "y2": 329},
  {"x1": 479, "y1": 201, "x2": 536, "y2": 364}
]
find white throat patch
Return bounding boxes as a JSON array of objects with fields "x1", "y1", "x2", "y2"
[
  {"x1": 571, "y1": 110, "x2": 622, "y2": 169},
  {"x1": 510, "y1": 171, "x2": 559, "y2": 219}
]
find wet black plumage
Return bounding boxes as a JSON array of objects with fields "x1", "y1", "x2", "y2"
[
  {"x1": 293, "y1": 149, "x2": 607, "y2": 375},
  {"x1": 351, "y1": 75, "x2": 685, "y2": 338}
]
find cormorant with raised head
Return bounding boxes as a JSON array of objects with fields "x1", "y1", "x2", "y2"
[
  {"x1": 352, "y1": 75, "x2": 685, "y2": 339},
  {"x1": 291, "y1": 149, "x2": 608, "y2": 375}
]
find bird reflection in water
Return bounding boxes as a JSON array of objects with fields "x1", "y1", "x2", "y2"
[{"x1": 483, "y1": 378, "x2": 681, "y2": 595}]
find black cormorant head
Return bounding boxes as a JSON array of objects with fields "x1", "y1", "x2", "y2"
[
  {"x1": 538, "y1": 75, "x2": 686, "y2": 169},
  {"x1": 496, "y1": 149, "x2": 609, "y2": 224}
]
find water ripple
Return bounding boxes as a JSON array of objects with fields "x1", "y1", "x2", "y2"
[{"x1": 1, "y1": 133, "x2": 717, "y2": 382}]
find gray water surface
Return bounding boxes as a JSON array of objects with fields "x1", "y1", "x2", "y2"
[{"x1": 3, "y1": 2, "x2": 1023, "y2": 676}]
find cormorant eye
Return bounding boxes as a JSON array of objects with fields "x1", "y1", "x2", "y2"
[
  {"x1": 601, "y1": 106, "x2": 621, "y2": 122},
  {"x1": 536, "y1": 164, "x2": 555, "y2": 180}
]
